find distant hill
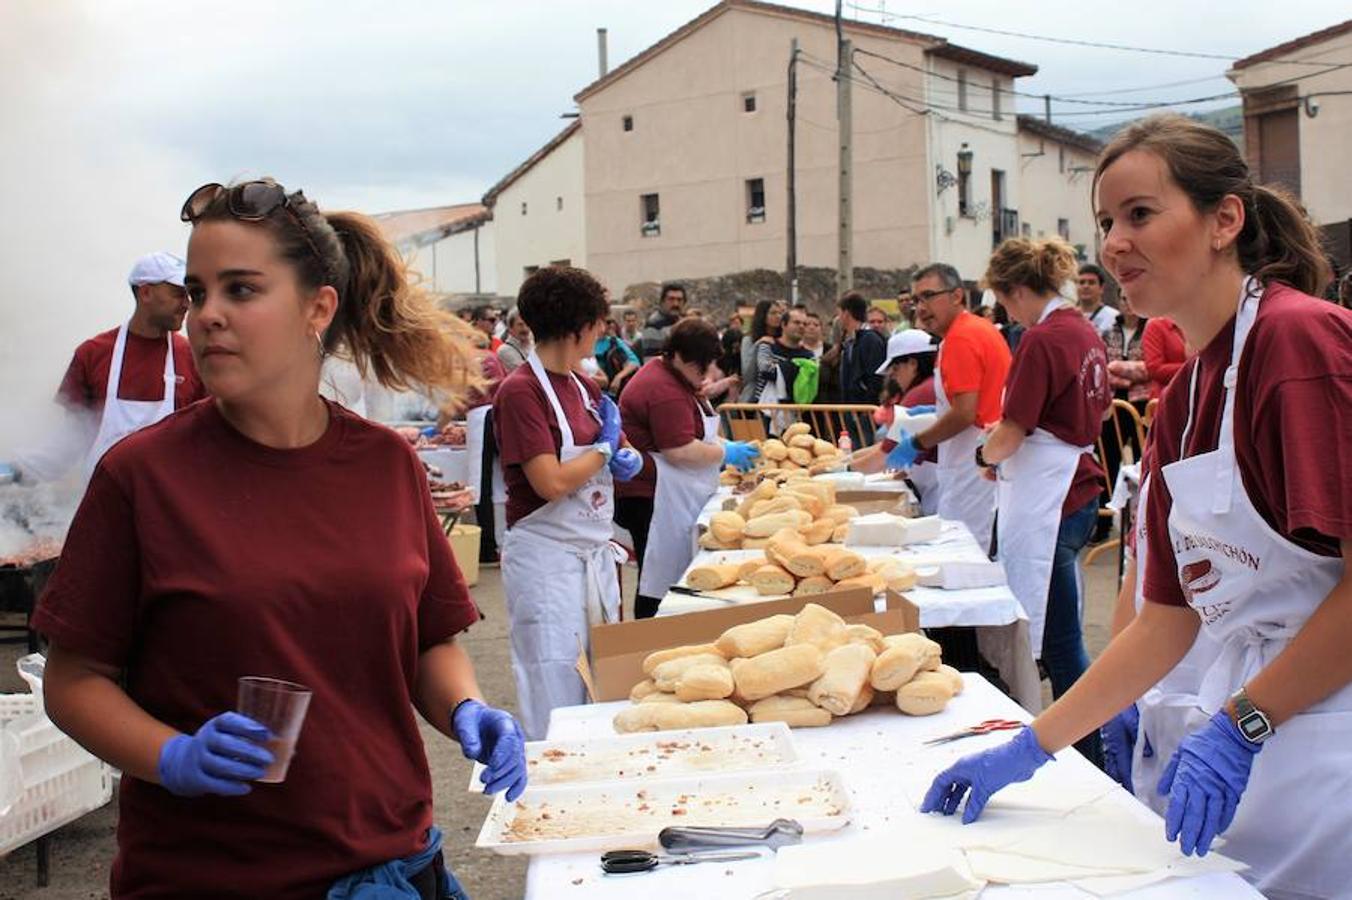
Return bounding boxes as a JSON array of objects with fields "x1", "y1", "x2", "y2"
[{"x1": 1085, "y1": 105, "x2": 1243, "y2": 145}]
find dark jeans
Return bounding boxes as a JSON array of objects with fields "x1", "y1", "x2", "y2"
[
  {"x1": 1045, "y1": 498, "x2": 1103, "y2": 767},
  {"x1": 409, "y1": 851, "x2": 470, "y2": 899},
  {"x1": 476, "y1": 408, "x2": 499, "y2": 563},
  {"x1": 614, "y1": 495, "x2": 660, "y2": 619}
]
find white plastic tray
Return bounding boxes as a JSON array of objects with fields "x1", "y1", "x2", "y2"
[
  {"x1": 469, "y1": 721, "x2": 797, "y2": 793},
  {"x1": 476, "y1": 767, "x2": 851, "y2": 856}
]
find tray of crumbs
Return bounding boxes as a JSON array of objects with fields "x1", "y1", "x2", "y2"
[
  {"x1": 475, "y1": 768, "x2": 850, "y2": 856},
  {"x1": 467, "y1": 722, "x2": 798, "y2": 792}
]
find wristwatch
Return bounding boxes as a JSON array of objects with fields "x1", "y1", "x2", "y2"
[
  {"x1": 1226, "y1": 688, "x2": 1275, "y2": 744},
  {"x1": 974, "y1": 444, "x2": 992, "y2": 469},
  {"x1": 593, "y1": 443, "x2": 614, "y2": 464}
]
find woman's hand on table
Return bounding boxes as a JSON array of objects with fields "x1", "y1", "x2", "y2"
[
  {"x1": 157, "y1": 712, "x2": 274, "y2": 798},
  {"x1": 921, "y1": 726, "x2": 1053, "y2": 823},
  {"x1": 452, "y1": 699, "x2": 528, "y2": 801},
  {"x1": 1100, "y1": 703, "x2": 1141, "y2": 792}
]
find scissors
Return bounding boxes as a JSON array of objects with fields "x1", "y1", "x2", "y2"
[
  {"x1": 600, "y1": 849, "x2": 762, "y2": 874},
  {"x1": 923, "y1": 718, "x2": 1023, "y2": 746}
]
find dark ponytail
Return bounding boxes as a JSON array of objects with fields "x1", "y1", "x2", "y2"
[{"x1": 1094, "y1": 114, "x2": 1331, "y2": 297}]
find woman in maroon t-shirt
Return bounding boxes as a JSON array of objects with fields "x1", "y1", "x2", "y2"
[
  {"x1": 34, "y1": 179, "x2": 524, "y2": 899},
  {"x1": 976, "y1": 236, "x2": 1111, "y2": 766},
  {"x1": 922, "y1": 116, "x2": 1352, "y2": 897}
]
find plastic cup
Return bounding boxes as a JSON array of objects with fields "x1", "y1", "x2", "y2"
[{"x1": 236, "y1": 676, "x2": 312, "y2": 784}]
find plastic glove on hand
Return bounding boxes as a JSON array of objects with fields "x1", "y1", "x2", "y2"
[
  {"x1": 1101, "y1": 703, "x2": 1140, "y2": 793},
  {"x1": 921, "y1": 726, "x2": 1053, "y2": 824},
  {"x1": 597, "y1": 395, "x2": 623, "y2": 453},
  {"x1": 722, "y1": 441, "x2": 760, "y2": 471},
  {"x1": 609, "y1": 447, "x2": 643, "y2": 482},
  {"x1": 157, "y1": 712, "x2": 274, "y2": 798},
  {"x1": 885, "y1": 434, "x2": 921, "y2": 470},
  {"x1": 1158, "y1": 711, "x2": 1259, "y2": 856},
  {"x1": 904, "y1": 404, "x2": 937, "y2": 416},
  {"x1": 453, "y1": 700, "x2": 528, "y2": 802}
]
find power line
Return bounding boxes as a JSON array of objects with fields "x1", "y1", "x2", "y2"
[{"x1": 1057, "y1": 74, "x2": 1232, "y2": 97}]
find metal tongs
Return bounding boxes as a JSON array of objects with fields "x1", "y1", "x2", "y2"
[
  {"x1": 601, "y1": 848, "x2": 761, "y2": 874},
  {"x1": 658, "y1": 818, "x2": 804, "y2": 852}
]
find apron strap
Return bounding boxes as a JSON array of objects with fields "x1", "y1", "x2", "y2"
[
  {"x1": 526, "y1": 351, "x2": 598, "y2": 451},
  {"x1": 1211, "y1": 278, "x2": 1262, "y2": 516}
]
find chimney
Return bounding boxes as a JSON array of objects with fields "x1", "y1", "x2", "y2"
[{"x1": 597, "y1": 27, "x2": 608, "y2": 77}]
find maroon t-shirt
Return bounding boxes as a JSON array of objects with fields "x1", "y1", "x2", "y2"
[
  {"x1": 56, "y1": 327, "x2": 205, "y2": 410},
  {"x1": 1002, "y1": 307, "x2": 1112, "y2": 516},
  {"x1": 901, "y1": 377, "x2": 936, "y2": 408},
  {"x1": 616, "y1": 359, "x2": 709, "y2": 500},
  {"x1": 493, "y1": 363, "x2": 608, "y2": 526},
  {"x1": 32, "y1": 400, "x2": 479, "y2": 899},
  {"x1": 1145, "y1": 282, "x2": 1352, "y2": 607}
]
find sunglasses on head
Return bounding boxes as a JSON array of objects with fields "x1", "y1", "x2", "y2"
[{"x1": 180, "y1": 181, "x2": 333, "y2": 281}]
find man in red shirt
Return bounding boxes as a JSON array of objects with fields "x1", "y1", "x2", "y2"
[
  {"x1": 471, "y1": 304, "x2": 503, "y2": 352},
  {"x1": 891, "y1": 263, "x2": 1011, "y2": 552},
  {"x1": 6, "y1": 252, "x2": 205, "y2": 482}
]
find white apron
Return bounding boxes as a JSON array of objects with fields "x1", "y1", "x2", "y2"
[
  {"x1": 1130, "y1": 473, "x2": 1221, "y2": 816},
  {"x1": 85, "y1": 323, "x2": 177, "y2": 475},
  {"x1": 1161, "y1": 279, "x2": 1349, "y2": 899},
  {"x1": 933, "y1": 359, "x2": 996, "y2": 555},
  {"x1": 637, "y1": 393, "x2": 722, "y2": 600},
  {"x1": 501, "y1": 353, "x2": 622, "y2": 739}
]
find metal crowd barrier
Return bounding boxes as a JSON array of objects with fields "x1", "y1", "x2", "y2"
[{"x1": 716, "y1": 403, "x2": 882, "y2": 447}]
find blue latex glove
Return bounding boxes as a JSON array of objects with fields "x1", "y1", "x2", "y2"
[
  {"x1": 609, "y1": 447, "x2": 643, "y2": 482},
  {"x1": 921, "y1": 726, "x2": 1054, "y2": 824},
  {"x1": 904, "y1": 404, "x2": 937, "y2": 416},
  {"x1": 1158, "y1": 711, "x2": 1260, "y2": 856},
  {"x1": 885, "y1": 434, "x2": 921, "y2": 470},
  {"x1": 157, "y1": 712, "x2": 274, "y2": 798},
  {"x1": 1101, "y1": 703, "x2": 1140, "y2": 792},
  {"x1": 722, "y1": 441, "x2": 760, "y2": 471},
  {"x1": 597, "y1": 395, "x2": 623, "y2": 454},
  {"x1": 452, "y1": 699, "x2": 528, "y2": 802}
]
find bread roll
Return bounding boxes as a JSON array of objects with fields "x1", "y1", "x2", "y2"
[
  {"x1": 675, "y1": 664, "x2": 736, "y2": 701},
  {"x1": 786, "y1": 480, "x2": 835, "y2": 506},
  {"x1": 807, "y1": 642, "x2": 877, "y2": 715},
  {"x1": 614, "y1": 700, "x2": 749, "y2": 733},
  {"x1": 748, "y1": 695, "x2": 833, "y2": 727},
  {"x1": 844, "y1": 623, "x2": 886, "y2": 653},
  {"x1": 779, "y1": 459, "x2": 801, "y2": 471},
  {"x1": 833, "y1": 572, "x2": 885, "y2": 595},
  {"x1": 686, "y1": 563, "x2": 742, "y2": 591},
  {"x1": 749, "y1": 479, "x2": 778, "y2": 501},
  {"x1": 783, "y1": 469, "x2": 811, "y2": 481},
  {"x1": 936, "y1": 663, "x2": 965, "y2": 695},
  {"x1": 922, "y1": 637, "x2": 943, "y2": 671},
  {"x1": 737, "y1": 558, "x2": 768, "y2": 583},
  {"x1": 762, "y1": 439, "x2": 789, "y2": 461},
  {"x1": 741, "y1": 536, "x2": 770, "y2": 550},
  {"x1": 783, "y1": 491, "x2": 823, "y2": 518},
  {"x1": 698, "y1": 530, "x2": 738, "y2": 551},
  {"x1": 793, "y1": 574, "x2": 834, "y2": 596},
  {"x1": 749, "y1": 563, "x2": 795, "y2": 595},
  {"x1": 799, "y1": 518, "x2": 834, "y2": 545},
  {"x1": 831, "y1": 523, "x2": 850, "y2": 543},
  {"x1": 642, "y1": 643, "x2": 724, "y2": 676},
  {"x1": 744, "y1": 512, "x2": 805, "y2": 538},
  {"x1": 749, "y1": 496, "x2": 802, "y2": 519},
  {"x1": 812, "y1": 438, "x2": 837, "y2": 457},
  {"x1": 716, "y1": 614, "x2": 795, "y2": 658},
  {"x1": 653, "y1": 653, "x2": 730, "y2": 691},
  {"x1": 771, "y1": 538, "x2": 827, "y2": 578},
  {"x1": 849, "y1": 683, "x2": 876, "y2": 714},
  {"x1": 788, "y1": 433, "x2": 817, "y2": 450},
  {"x1": 822, "y1": 548, "x2": 867, "y2": 581},
  {"x1": 884, "y1": 633, "x2": 941, "y2": 670},
  {"x1": 785, "y1": 602, "x2": 848, "y2": 655},
  {"x1": 630, "y1": 678, "x2": 659, "y2": 702},
  {"x1": 639, "y1": 691, "x2": 683, "y2": 704},
  {"x1": 787, "y1": 447, "x2": 813, "y2": 467},
  {"x1": 871, "y1": 559, "x2": 917, "y2": 591},
  {"x1": 870, "y1": 634, "x2": 928, "y2": 690},
  {"x1": 895, "y1": 671, "x2": 956, "y2": 716},
  {"x1": 732, "y1": 644, "x2": 824, "y2": 701},
  {"x1": 782, "y1": 422, "x2": 812, "y2": 439},
  {"x1": 820, "y1": 504, "x2": 859, "y2": 525},
  {"x1": 709, "y1": 511, "x2": 747, "y2": 544}
]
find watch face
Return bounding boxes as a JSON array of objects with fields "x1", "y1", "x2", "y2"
[{"x1": 1239, "y1": 712, "x2": 1269, "y2": 741}]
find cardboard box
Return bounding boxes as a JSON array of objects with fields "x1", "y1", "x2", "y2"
[
  {"x1": 447, "y1": 524, "x2": 481, "y2": 588},
  {"x1": 835, "y1": 489, "x2": 913, "y2": 516},
  {"x1": 583, "y1": 587, "x2": 920, "y2": 702}
]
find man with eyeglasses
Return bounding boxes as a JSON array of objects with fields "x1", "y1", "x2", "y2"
[
  {"x1": 1, "y1": 252, "x2": 206, "y2": 484},
  {"x1": 471, "y1": 304, "x2": 504, "y2": 352},
  {"x1": 891, "y1": 263, "x2": 1011, "y2": 553},
  {"x1": 1077, "y1": 264, "x2": 1120, "y2": 335}
]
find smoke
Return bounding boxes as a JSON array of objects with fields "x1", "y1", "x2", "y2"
[{"x1": 0, "y1": 1, "x2": 199, "y2": 461}]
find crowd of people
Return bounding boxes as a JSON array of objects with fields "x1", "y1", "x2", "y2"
[{"x1": 4, "y1": 111, "x2": 1350, "y2": 899}]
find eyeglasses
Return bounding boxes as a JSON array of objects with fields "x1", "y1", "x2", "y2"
[
  {"x1": 180, "y1": 181, "x2": 333, "y2": 281},
  {"x1": 913, "y1": 288, "x2": 959, "y2": 304}
]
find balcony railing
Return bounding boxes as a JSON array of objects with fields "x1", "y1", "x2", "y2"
[{"x1": 993, "y1": 208, "x2": 1019, "y2": 247}]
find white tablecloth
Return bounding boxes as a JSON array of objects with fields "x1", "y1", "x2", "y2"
[
  {"x1": 522, "y1": 677, "x2": 1258, "y2": 899},
  {"x1": 662, "y1": 520, "x2": 1042, "y2": 711}
]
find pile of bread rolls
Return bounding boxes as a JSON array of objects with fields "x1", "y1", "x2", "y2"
[
  {"x1": 691, "y1": 524, "x2": 916, "y2": 598},
  {"x1": 718, "y1": 422, "x2": 847, "y2": 487},
  {"x1": 614, "y1": 603, "x2": 965, "y2": 733},
  {"x1": 700, "y1": 476, "x2": 859, "y2": 552}
]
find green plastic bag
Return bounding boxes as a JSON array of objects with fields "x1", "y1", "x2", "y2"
[{"x1": 790, "y1": 357, "x2": 820, "y2": 404}]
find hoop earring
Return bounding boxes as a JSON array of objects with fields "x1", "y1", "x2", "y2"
[{"x1": 314, "y1": 331, "x2": 327, "y2": 359}]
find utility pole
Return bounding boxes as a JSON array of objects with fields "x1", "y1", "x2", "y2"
[
  {"x1": 837, "y1": 36, "x2": 854, "y2": 295},
  {"x1": 786, "y1": 38, "x2": 799, "y2": 305},
  {"x1": 1044, "y1": 93, "x2": 1052, "y2": 124}
]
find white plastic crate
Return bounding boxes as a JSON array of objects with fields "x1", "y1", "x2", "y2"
[{"x1": 0, "y1": 693, "x2": 113, "y2": 856}]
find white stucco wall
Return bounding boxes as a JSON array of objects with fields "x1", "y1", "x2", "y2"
[
  {"x1": 492, "y1": 129, "x2": 587, "y2": 297},
  {"x1": 407, "y1": 220, "x2": 498, "y2": 296},
  {"x1": 1016, "y1": 127, "x2": 1099, "y2": 260}
]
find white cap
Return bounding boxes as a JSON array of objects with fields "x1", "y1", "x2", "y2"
[
  {"x1": 876, "y1": 328, "x2": 937, "y2": 374},
  {"x1": 128, "y1": 251, "x2": 186, "y2": 287}
]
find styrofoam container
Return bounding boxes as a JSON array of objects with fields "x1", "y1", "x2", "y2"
[
  {"x1": 888, "y1": 412, "x2": 938, "y2": 440},
  {"x1": 468, "y1": 721, "x2": 798, "y2": 792},
  {"x1": 0, "y1": 694, "x2": 113, "y2": 855},
  {"x1": 476, "y1": 767, "x2": 851, "y2": 856}
]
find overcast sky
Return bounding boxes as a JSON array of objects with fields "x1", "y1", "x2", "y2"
[{"x1": 0, "y1": 0, "x2": 1343, "y2": 423}]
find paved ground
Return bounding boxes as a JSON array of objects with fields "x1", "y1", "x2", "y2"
[{"x1": 0, "y1": 544, "x2": 1124, "y2": 899}]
